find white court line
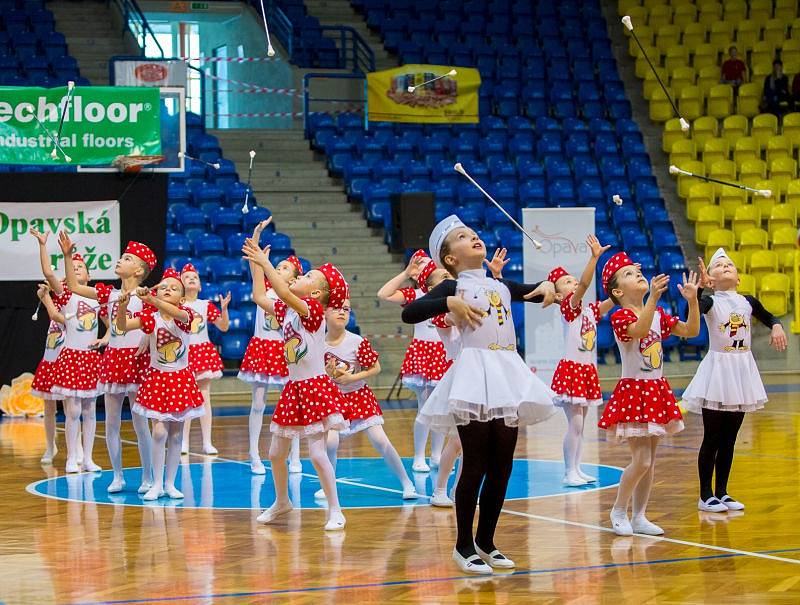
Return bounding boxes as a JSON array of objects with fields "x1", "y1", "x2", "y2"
[{"x1": 500, "y1": 508, "x2": 800, "y2": 566}]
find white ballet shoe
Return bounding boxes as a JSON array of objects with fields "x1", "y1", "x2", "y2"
[
  {"x1": 41, "y1": 445, "x2": 58, "y2": 464},
  {"x1": 142, "y1": 486, "x2": 165, "y2": 501},
  {"x1": 250, "y1": 457, "x2": 266, "y2": 475},
  {"x1": 65, "y1": 460, "x2": 80, "y2": 474},
  {"x1": 412, "y1": 458, "x2": 430, "y2": 473},
  {"x1": 632, "y1": 515, "x2": 664, "y2": 536},
  {"x1": 431, "y1": 489, "x2": 454, "y2": 507},
  {"x1": 138, "y1": 481, "x2": 153, "y2": 494},
  {"x1": 256, "y1": 501, "x2": 293, "y2": 524},
  {"x1": 610, "y1": 510, "x2": 633, "y2": 536},
  {"x1": 288, "y1": 460, "x2": 303, "y2": 473},
  {"x1": 324, "y1": 510, "x2": 346, "y2": 531},
  {"x1": 475, "y1": 543, "x2": 515, "y2": 569},
  {"x1": 402, "y1": 485, "x2": 421, "y2": 500},
  {"x1": 203, "y1": 444, "x2": 218, "y2": 456},
  {"x1": 719, "y1": 495, "x2": 745, "y2": 511},
  {"x1": 314, "y1": 488, "x2": 326, "y2": 500},
  {"x1": 563, "y1": 472, "x2": 588, "y2": 487},
  {"x1": 452, "y1": 548, "x2": 493, "y2": 575},
  {"x1": 82, "y1": 460, "x2": 102, "y2": 472},
  {"x1": 429, "y1": 457, "x2": 440, "y2": 470},
  {"x1": 107, "y1": 477, "x2": 126, "y2": 493},
  {"x1": 577, "y1": 468, "x2": 597, "y2": 482},
  {"x1": 698, "y1": 497, "x2": 728, "y2": 513},
  {"x1": 165, "y1": 486, "x2": 184, "y2": 499}
]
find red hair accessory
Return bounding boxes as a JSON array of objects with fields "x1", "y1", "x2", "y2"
[
  {"x1": 601, "y1": 252, "x2": 635, "y2": 293},
  {"x1": 547, "y1": 266, "x2": 569, "y2": 284},
  {"x1": 410, "y1": 249, "x2": 429, "y2": 261},
  {"x1": 285, "y1": 255, "x2": 303, "y2": 275},
  {"x1": 161, "y1": 267, "x2": 182, "y2": 282},
  {"x1": 71, "y1": 253, "x2": 85, "y2": 264},
  {"x1": 124, "y1": 241, "x2": 157, "y2": 270},
  {"x1": 418, "y1": 259, "x2": 438, "y2": 293},
  {"x1": 318, "y1": 262, "x2": 349, "y2": 309},
  {"x1": 181, "y1": 263, "x2": 198, "y2": 275}
]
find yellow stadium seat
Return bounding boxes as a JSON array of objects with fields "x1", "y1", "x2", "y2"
[
  {"x1": 693, "y1": 43, "x2": 718, "y2": 69},
  {"x1": 644, "y1": 66, "x2": 671, "y2": 100},
  {"x1": 619, "y1": 0, "x2": 641, "y2": 16},
  {"x1": 666, "y1": 46, "x2": 690, "y2": 73},
  {"x1": 710, "y1": 22, "x2": 735, "y2": 51},
  {"x1": 775, "y1": 0, "x2": 798, "y2": 22},
  {"x1": 752, "y1": 62, "x2": 774, "y2": 78},
  {"x1": 738, "y1": 227, "x2": 769, "y2": 263},
  {"x1": 733, "y1": 136, "x2": 760, "y2": 165},
  {"x1": 688, "y1": 184, "x2": 716, "y2": 220},
  {"x1": 768, "y1": 204, "x2": 798, "y2": 236},
  {"x1": 751, "y1": 41, "x2": 775, "y2": 66},
  {"x1": 682, "y1": 23, "x2": 708, "y2": 50},
  {"x1": 656, "y1": 24, "x2": 681, "y2": 54},
  {"x1": 722, "y1": 0, "x2": 747, "y2": 26},
  {"x1": 696, "y1": 65, "x2": 720, "y2": 96},
  {"x1": 670, "y1": 138, "x2": 697, "y2": 165},
  {"x1": 650, "y1": 87, "x2": 677, "y2": 122},
  {"x1": 738, "y1": 159, "x2": 767, "y2": 188},
  {"x1": 769, "y1": 158, "x2": 798, "y2": 195},
  {"x1": 698, "y1": 1, "x2": 723, "y2": 26},
  {"x1": 648, "y1": 5, "x2": 674, "y2": 32},
  {"x1": 719, "y1": 185, "x2": 748, "y2": 221},
  {"x1": 782, "y1": 113, "x2": 800, "y2": 149},
  {"x1": 722, "y1": 114, "x2": 749, "y2": 144},
  {"x1": 643, "y1": 0, "x2": 667, "y2": 9},
  {"x1": 737, "y1": 272, "x2": 757, "y2": 296},
  {"x1": 663, "y1": 118, "x2": 689, "y2": 152},
  {"x1": 692, "y1": 116, "x2": 719, "y2": 148},
  {"x1": 786, "y1": 180, "x2": 800, "y2": 212},
  {"x1": 630, "y1": 25, "x2": 654, "y2": 57},
  {"x1": 763, "y1": 20, "x2": 787, "y2": 48},
  {"x1": 735, "y1": 20, "x2": 762, "y2": 51},
  {"x1": 696, "y1": 204, "x2": 726, "y2": 244},
  {"x1": 708, "y1": 84, "x2": 734, "y2": 118},
  {"x1": 709, "y1": 159, "x2": 737, "y2": 196},
  {"x1": 749, "y1": 0, "x2": 773, "y2": 24},
  {"x1": 636, "y1": 45, "x2": 661, "y2": 79},
  {"x1": 759, "y1": 273, "x2": 790, "y2": 316},
  {"x1": 625, "y1": 6, "x2": 648, "y2": 28},
  {"x1": 670, "y1": 65, "x2": 696, "y2": 98},
  {"x1": 673, "y1": 3, "x2": 699, "y2": 29},
  {"x1": 752, "y1": 113, "x2": 779, "y2": 149},
  {"x1": 782, "y1": 39, "x2": 800, "y2": 66},
  {"x1": 779, "y1": 249, "x2": 797, "y2": 291},
  {"x1": 706, "y1": 228, "x2": 736, "y2": 258},
  {"x1": 753, "y1": 180, "x2": 779, "y2": 216},
  {"x1": 678, "y1": 85, "x2": 704, "y2": 121},
  {"x1": 677, "y1": 160, "x2": 707, "y2": 197},
  {"x1": 702, "y1": 137, "x2": 730, "y2": 169},
  {"x1": 736, "y1": 83, "x2": 762, "y2": 117},
  {"x1": 774, "y1": 227, "x2": 800, "y2": 254},
  {"x1": 783, "y1": 59, "x2": 800, "y2": 77},
  {"x1": 726, "y1": 249, "x2": 748, "y2": 271},
  {"x1": 791, "y1": 18, "x2": 800, "y2": 38},
  {"x1": 733, "y1": 204, "x2": 762, "y2": 238},
  {"x1": 766, "y1": 136, "x2": 792, "y2": 164},
  {"x1": 749, "y1": 250, "x2": 780, "y2": 288}
]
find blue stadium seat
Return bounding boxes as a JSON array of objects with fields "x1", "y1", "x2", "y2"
[
  {"x1": 221, "y1": 333, "x2": 248, "y2": 360},
  {"x1": 165, "y1": 232, "x2": 191, "y2": 255},
  {"x1": 194, "y1": 233, "x2": 225, "y2": 258}
]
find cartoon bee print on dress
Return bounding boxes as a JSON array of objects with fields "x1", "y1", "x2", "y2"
[
  {"x1": 720, "y1": 312, "x2": 749, "y2": 351},
  {"x1": 486, "y1": 290, "x2": 510, "y2": 325}
]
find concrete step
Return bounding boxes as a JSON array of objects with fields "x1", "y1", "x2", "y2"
[
  {"x1": 252, "y1": 183, "x2": 343, "y2": 193},
  {"x1": 256, "y1": 192, "x2": 353, "y2": 205},
  {"x1": 278, "y1": 217, "x2": 372, "y2": 230},
  {"x1": 265, "y1": 203, "x2": 360, "y2": 216},
  {"x1": 230, "y1": 150, "x2": 317, "y2": 163}
]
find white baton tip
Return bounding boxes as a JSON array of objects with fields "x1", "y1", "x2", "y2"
[
  {"x1": 621, "y1": 16, "x2": 633, "y2": 30},
  {"x1": 64, "y1": 155, "x2": 72, "y2": 163},
  {"x1": 612, "y1": 194, "x2": 623, "y2": 205},
  {"x1": 407, "y1": 86, "x2": 416, "y2": 93},
  {"x1": 669, "y1": 165, "x2": 681, "y2": 175},
  {"x1": 178, "y1": 151, "x2": 184, "y2": 158},
  {"x1": 448, "y1": 69, "x2": 457, "y2": 76},
  {"x1": 453, "y1": 162, "x2": 465, "y2": 174},
  {"x1": 757, "y1": 189, "x2": 772, "y2": 198},
  {"x1": 67, "y1": 80, "x2": 75, "y2": 90},
  {"x1": 267, "y1": 45, "x2": 275, "y2": 57},
  {"x1": 249, "y1": 150, "x2": 256, "y2": 158},
  {"x1": 679, "y1": 118, "x2": 691, "y2": 131},
  {"x1": 212, "y1": 163, "x2": 220, "y2": 169}
]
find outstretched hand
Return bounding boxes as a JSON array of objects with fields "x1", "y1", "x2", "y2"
[
  {"x1": 57, "y1": 230, "x2": 74, "y2": 256},
  {"x1": 242, "y1": 238, "x2": 270, "y2": 267},
  {"x1": 770, "y1": 324, "x2": 788, "y2": 352},
  {"x1": 484, "y1": 247, "x2": 510, "y2": 278},
  {"x1": 524, "y1": 280, "x2": 558, "y2": 308},
  {"x1": 587, "y1": 234, "x2": 610, "y2": 258},
  {"x1": 219, "y1": 291, "x2": 232, "y2": 310},
  {"x1": 649, "y1": 274, "x2": 669, "y2": 301},
  {"x1": 30, "y1": 228, "x2": 48, "y2": 246},
  {"x1": 447, "y1": 292, "x2": 485, "y2": 329},
  {"x1": 697, "y1": 257, "x2": 714, "y2": 289},
  {"x1": 677, "y1": 271, "x2": 700, "y2": 301}
]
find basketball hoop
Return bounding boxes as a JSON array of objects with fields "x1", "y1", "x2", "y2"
[{"x1": 112, "y1": 154, "x2": 165, "y2": 173}]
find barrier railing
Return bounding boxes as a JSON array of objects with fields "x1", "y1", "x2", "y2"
[
  {"x1": 792, "y1": 249, "x2": 799, "y2": 334},
  {"x1": 319, "y1": 26, "x2": 375, "y2": 74},
  {"x1": 108, "y1": 0, "x2": 164, "y2": 58}
]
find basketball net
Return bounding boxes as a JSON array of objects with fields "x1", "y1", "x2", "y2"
[{"x1": 112, "y1": 154, "x2": 165, "y2": 173}]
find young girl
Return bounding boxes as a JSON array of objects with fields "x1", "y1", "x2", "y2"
[
  {"x1": 401, "y1": 215, "x2": 557, "y2": 574},
  {"x1": 598, "y1": 252, "x2": 700, "y2": 536},
  {"x1": 243, "y1": 231, "x2": 350, "y2": 531},
  {"x1": 115, "y1": 269, "x2": 205, "y2": 501},
  {"x1": 683, "y1": 248, "x2": 787, "y2": 512},
  {"x1": 377, "y1": 250, "x2": 451, "y2": 472},
  {"x1": 180, "y1": 263, "x2": 231, "y2": 456},
  {"x1": 548, "y1": 235, "x2": 615, "y2": 487},
  {"x1": 317, "y1": 298, "x2": 418, "y2": 500},
  {"x1": 239, "y1": 220, "x2": 304, "y2": 475}
]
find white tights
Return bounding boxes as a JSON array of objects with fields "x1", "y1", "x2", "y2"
[
  {"x1": 562, "y1": 404, "x2": 588, "y2": 476},
  {"x1": 150, "y1": 420, "x2": 184, "y2": 493},
  {"x1": 104, "y1": 392, "x2": 153, "y2": 485},
  {"x1": 183, "y1": 380, "x2": 214, "y2": 452},
  {"x1": 413, "y1": 385, "x2": 444, "y2": 464},
  {"x1": 64, "y1": 396, "x2": 97, "y2": 468},
  {"x1": 324, "y1": 425, "x2": 413, "y2": 490},
  {"x1": 248, "y1": 384, "x2": 300, "y2": 467},
  {"x1": 612, "y1": 436, "x2": 659, "y2": 520}
]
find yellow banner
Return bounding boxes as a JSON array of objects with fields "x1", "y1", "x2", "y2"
[{"x1": 367, "y1": 65, "x2": 480, "y2": 124}]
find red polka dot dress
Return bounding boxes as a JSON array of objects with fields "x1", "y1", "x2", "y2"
[
  {"x1": 325, "y1": 332, "x2": 383, "y2": 436},
  {"x1": 95, "y1": 284, "x2": 150, "y2": 396},
  {"x1": 598, "y1": 308, "x2": 684, "y2": 441},
  {"x1": 50, "y1": 289, "x2": 102, "y2": 399},
  {"x1": 132, "y1": 307, "x2": 204, "y2": 422},
  {"x1": 398, "y1": 288, "x2": 452, "y2": 391},
  {"x1": 31, "y1": 319, "x2": 66, "y2": 400},
  {"x1": 238, "y1": 288, "x2": 289, "y2": 386},
  {"x1": 184, "y1": 298, "x2": 224, "y2": 381},
  {"x1": 270, "y1": 298, "x2": 347, "y2": 438},
  {"x1": 551, "y1": 292, "x2": 603, "y2": 407}
]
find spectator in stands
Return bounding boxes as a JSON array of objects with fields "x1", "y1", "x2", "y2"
[
  {"x1": 792, "y1": 71, "x2": 800, "y2": 109},
  {"x1": 761, "y1": 60, "x2": 792, "y2": 116},
  {"x1": 720, "y1": 46, "x2": 747, "y2": 88}
]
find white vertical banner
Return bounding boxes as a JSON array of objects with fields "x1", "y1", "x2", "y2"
[{"x1": 522, "y1": 208, "x2": 596, "y2": 383}]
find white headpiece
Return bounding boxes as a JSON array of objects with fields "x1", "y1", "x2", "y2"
[
  {"x1": 429, "y1": 214, "x2": 466, "y2": 262},
  {"x1": 709, "y1": 247, "x2": 731, "y2": 268}
]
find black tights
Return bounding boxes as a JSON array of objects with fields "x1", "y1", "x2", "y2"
[
  {"x1": 455, "y1": 419, "x2": 518, "y2": 557},
  {"x1": 698, "y1": 408, "x2": 745, "y2": 501}
]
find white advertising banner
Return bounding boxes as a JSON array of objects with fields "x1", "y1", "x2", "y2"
[
  {"x1": 523, "y1": 208, "x2": 596, "y2": 383},
  {"x1": 0, "y1": 200, "x2": 120, "y2": 281},
  {"x1": 114, "y1": 59, "x2": 187, "y2": 88}
]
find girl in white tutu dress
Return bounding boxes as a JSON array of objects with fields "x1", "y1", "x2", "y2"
[
  {"x1": 683, "y1": 248, "x2": 787, "y2": 513},
  {"x1": 401, "y1": 215, "x2": 557, "y2": 575}
]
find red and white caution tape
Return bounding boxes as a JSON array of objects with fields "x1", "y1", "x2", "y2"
[
  {"x1": 362, "y1": 333, "x2": 411, "y2": 340},
  {"x1": 210, "y1": 107, "x2": 363, "y2": 118},
  {"x1": 181, "y1": 56, "x2": 280, "y2": 62},
  {"x1": 201, "y1": 71, "x2": 298, "y2": 96}
]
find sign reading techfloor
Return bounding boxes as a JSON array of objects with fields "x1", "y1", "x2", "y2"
[
  {"x1": 0, "y1": 86, "x2": 161, "y2": 164},
  {"x1": 0, "y1": 201, "x2": 120, "y2": 280}
]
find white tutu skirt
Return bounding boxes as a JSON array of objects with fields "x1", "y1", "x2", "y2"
[
  {"x1": 682, "y1": 351, "x2": 767, "y2": 414},
  {"x1": 418, "y1": 348, "x2": 556, "y2": 434}
]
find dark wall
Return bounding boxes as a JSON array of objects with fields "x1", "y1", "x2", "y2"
[{"x1": 0, "y1": 173, "x2": 168, "y2": 388}]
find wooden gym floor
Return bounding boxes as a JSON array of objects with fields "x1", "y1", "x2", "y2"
[{"x1": 2, "y1": 385, "x2": 800, "y2": 604}]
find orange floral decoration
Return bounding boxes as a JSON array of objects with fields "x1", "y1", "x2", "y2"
[{"x1": 0, "y1": 373, "x2": 45, "y2": 417}]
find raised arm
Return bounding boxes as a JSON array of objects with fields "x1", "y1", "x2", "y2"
[
  {"x1": 57, "y1": 231, "x2": 97, "y2": 299},
  {"x1": 115, "y1": 291, "x2": 142, "y2": 332},
  {"x1": 243, "y1": 237, "x2": 308, "y2": 316},
  {"x1": 626, "y1": 274, "x2": 669, "y2": 339},
  {"x1": 671, "y1": 272, "x2": 701, "y2": 338},
  {"x1": 213, "y1": 293, "x2": 231, "y2": 332},
  {"x1": 377, "y1": 256, "x2": 426, "y2": 304},
  {"x1": 31, "y1": 230, "x2": 62, "y2": 294},
  {"x1": 502, "y1": 279, "x2": 557, "y2": 306},
  {"x1": 401, "y1": 279, "x2": 486, "y2": 329},
  {"x1": 572, "y1": 235, "x2": 610, "y2": 308},
  {"x1": 249, "y1": 259, "x2": 276, "y2": 315},
  {"x1": 38, "y1": 284, "x2": 65, "y2": 324},
  {"x1": 136, "y1": 287, "x2": 190, "y2": 323}
]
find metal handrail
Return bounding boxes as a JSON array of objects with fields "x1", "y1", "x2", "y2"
[
  {"x1": 263, "y1": 0, "x2": 293, "y2": 57},
  {"x1": 319, "y1": 26, "x2": 375, "y2": 74},
  {"x1": 108, "y1": 0, "x2": 164, "y2": 58},
  {"x1": 303, "y1": 72, "x2": 367, "y2": 139}
]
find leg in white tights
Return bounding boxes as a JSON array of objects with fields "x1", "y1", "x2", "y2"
[
  {"x1": 256, "y1": 434, "x2": 293, "y2": 523},
  {"x1": 105, "y1": 393, "x2": 125, "y2": 491},
  {"x1": 365, "y1": 425, "x2": 416, "y2": 497},
  {"x1": 412, "y1": 385, "x2": 433, "y2": 471},
  {"x1": 64, "y1": 397, "x2": 82, "y2": 473},
  {"x1": 248, "y1": 385, "x2": 269, "y2": 473},
  {"x1": 183, "y1": 379, "x2": 216, "y2": 455},
  {"x1": 41, "y1": 399, "x2": 58, "y2": 463},
  {"x1": 307, "y1": 431, "x2": 345, "y2": 530},
  {"x1": 80, "y1": 397, "x2": 100, "y2": 471},
  {"x1": 144, "y1": 419, "x2": 168, "y2": 500},
  {"x1": 289, "y1": 436, "x2": 302, "y2": 472},
  {"x1": 610, "y1": 436, "x2": 660, "y2": 534},
  {"x1": 562, "y1": 404, "x2": 587, "y2": 483},
  {"x1": 164, "y1": 422, "x2": 184, "y2": 498},
  {"x1": 631, "y1": 437, "x2": 660, "y2": 526},
  {"x1": 130, "y1": 398, "x2": 154, "y2": 491}
]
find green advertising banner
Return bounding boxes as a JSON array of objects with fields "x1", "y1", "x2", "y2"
[{"x1": 0, "y1": 86, "x2": 162, "y2": 165}]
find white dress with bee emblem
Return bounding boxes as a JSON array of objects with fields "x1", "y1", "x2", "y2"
[
  {"x1": 417, "y1": 269, "x2": 556, "y2": 433},
  {"x1": 682, "y1": 291, "x2": 768, "y2": 413}
]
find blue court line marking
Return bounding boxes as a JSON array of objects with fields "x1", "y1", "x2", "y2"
[{"x1": 61, "y1": 547, "x2": 800, "y2": 605}]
